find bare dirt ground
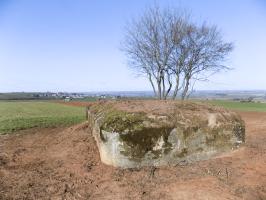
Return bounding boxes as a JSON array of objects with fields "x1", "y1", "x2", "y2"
[{"x1": 0, "y1": 111, "x2": 265, "y2": 200}]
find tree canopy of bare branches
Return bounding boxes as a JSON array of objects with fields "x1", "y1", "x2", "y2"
[{"x1": 122, "y1": 6, "x2": 233, "y2": 100}]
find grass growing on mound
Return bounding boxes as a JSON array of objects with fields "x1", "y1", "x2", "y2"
[
  {"x1": 100, "y1": 110, "x2": 147, "y2": 133},
  {"x1": 0, "y1": 101, "x2": 86, "y2": 134}
]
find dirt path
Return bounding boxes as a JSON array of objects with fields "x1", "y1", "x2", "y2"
[{"x1": 0, "y1": 112, "x2": 265, "y2": 200}]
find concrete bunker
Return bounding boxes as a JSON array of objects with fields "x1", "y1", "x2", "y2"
[{"x1": 88, "y1": 100, "x2": 245, "y2": 168}]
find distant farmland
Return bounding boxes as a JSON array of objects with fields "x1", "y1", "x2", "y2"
[
  {"x1": 210, "y1": 100, "x2": 266, "y2": 112},
  {"x1": 0, "y1": 101, "x2": 86, "y2": 134}
]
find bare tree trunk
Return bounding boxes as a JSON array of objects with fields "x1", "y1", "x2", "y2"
[
  {"x1": 148, "y1": 74, "x2": 157, "y2": 97},
  {"x1": 162, "y1": 75, "x2": 166, "y2": 100},
  {"x1": 157, "y1": 80, "x2": 162, "y2": 100},
  {"x1": 181, "y1": 77, "x2": 190, "y2": 100},
  {"x1": 186, "y1": 78, "x2": 197, "y2": 99},
  {"x1": 172, "y1": 76, "x2": 180, "y2": 99},
  {"x1": 165, "y1": 72, "x2": 173, "y2": 99},
  {"x1": 165, "y1": 84, "x2": 172, "y2": 99}
]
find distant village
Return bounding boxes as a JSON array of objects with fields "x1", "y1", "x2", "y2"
[
  {"x1": 0, "y1": 92, "x2": 124, "y2": 101},
  {"x1": 32, "y1": 92, "x2": 86, "y2": 99},
  {"x1": 31, "y1": 92, "x2": 123, "y2": 101}
]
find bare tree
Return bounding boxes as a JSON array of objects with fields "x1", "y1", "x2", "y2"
[
  {"x1": 122, "y1": 6, "x2": 185, "y2": 100},
  {"x1": 179, "y1": 24, "x2": 233, "y2": 100},
  {"x1": 122, "y1": 5, "x2": 233, "y2": 100}
]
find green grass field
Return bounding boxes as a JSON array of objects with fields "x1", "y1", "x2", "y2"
[
  {"x1": 209, "y1": 100, "x2": 266, "y2": 112},
  {"x1": 1, "y1": 99, "x2": 266, "y2": 134},
  {"x1": 0, "y1": 101, "x2": 86, "y2": 134}
]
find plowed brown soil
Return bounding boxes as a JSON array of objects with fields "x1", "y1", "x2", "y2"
[{"x1": 0, "y1": 111, "x2": 265, "y2": 200}]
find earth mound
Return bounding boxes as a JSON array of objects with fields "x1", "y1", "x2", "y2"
[{"x1": 88, "y1": 100, "x2": 245, "y2": 168}]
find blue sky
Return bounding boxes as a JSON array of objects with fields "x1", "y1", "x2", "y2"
[{"x1": 0, "y1": 0, "x2": 265, "y2": 92}]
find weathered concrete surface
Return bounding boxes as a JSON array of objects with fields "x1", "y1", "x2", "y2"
[{"x1": 88, "y1": 100, "x2": 245, "y2": 168}]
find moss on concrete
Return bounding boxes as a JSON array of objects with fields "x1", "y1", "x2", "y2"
[
  {"x1": 100, "y1": 110, "x2": 147, "y2": 133},
  {"x1": 119, "y1": 126, "x2": 174, "y2": 160},
  {"x1": 233, "y1": 123, "x2": 245, "y2": 142},
  {"x1": 177, "y1": 148, "x2": 188, "y2": 158},
  {"x1": 90, "y1": 103, "x2": 148, "y2": 133}
]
